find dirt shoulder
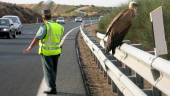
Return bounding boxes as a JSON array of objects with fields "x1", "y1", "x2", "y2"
[{"x1": 77, "y1": 24, "x2": 116, "y2": 96}]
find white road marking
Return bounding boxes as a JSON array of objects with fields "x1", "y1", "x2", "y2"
[
  {"x1": 36, "y1": 26, "x2": 80, "y2": 96},
  {"x1": 59, "y1": 26, "x2": 80, "y2": 47},
  {"x1": 36, "y1": 78, "x2": 48, "y2": 96}
]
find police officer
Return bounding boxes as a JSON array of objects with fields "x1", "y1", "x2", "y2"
[{"x1": 23, "y1": 9, "x2": 64, "y2": 94}]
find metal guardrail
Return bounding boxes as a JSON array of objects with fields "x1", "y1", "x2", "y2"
[
  {"x1": 96, "y1": 32, "x2": 170, "y2": 96},
  {"x1": 80, "y1": 26, "x2": 147, "y2": 96}
]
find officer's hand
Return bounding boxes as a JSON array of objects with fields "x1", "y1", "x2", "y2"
[
  {"x1": 23, "y1": 47, "x2": 32, "y2": 54},
  {"x1": 59, "y1": 44, "x2": 63, "y2": 48}
]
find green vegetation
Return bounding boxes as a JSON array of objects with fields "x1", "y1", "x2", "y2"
[{"x1": 98, "y1": 0, "x2": 170, "y2": 58}]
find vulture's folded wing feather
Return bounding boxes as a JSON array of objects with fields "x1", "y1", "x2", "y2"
[{"x1": 105, "y1": 10, "x2": 127, "y2": 36}]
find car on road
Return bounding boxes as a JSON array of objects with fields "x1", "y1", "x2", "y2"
[
  {"x1": 2, "y1": 15, "x2": 23, "y2": 34},
  {"x1": 56, "y1": 17, "x2": 65, "y2": 24},
  {"x1": 0, "y1": 18, "x2": 16, "y2": 39},
  {"x1": 75, "y1": 17, "x2": 83, "y2": 22},
  {"x1": 98, "y1": 16, "x2": 104, "y2": 21}
]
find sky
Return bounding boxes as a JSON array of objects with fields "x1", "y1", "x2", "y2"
[{"x1": 0, "y1": 0, "x2": 129, "y2": 7}]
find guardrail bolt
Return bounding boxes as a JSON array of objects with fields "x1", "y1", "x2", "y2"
[{"x1": 111, "y1": 81, "x2": 117, "y2": 93}]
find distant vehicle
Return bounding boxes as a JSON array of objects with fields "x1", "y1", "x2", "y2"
[
  {"x1": 2, "y1": 15, "x2": 22, "y2": 34},
  {"x1": 0, "y1": 18, "x2": 16, "y2": 39},
  {"x1": 98, "y1": 16, "x2": 104, "y2": 21},
  {"x1": 56, "y1": 17, "x2": 65, "y2": 24},
  {"x1": 75, "y1": 17, "x2": 83, "y2": 22}
]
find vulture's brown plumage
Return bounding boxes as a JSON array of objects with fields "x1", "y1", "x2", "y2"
[{"x1": 105, "y1": 8, "x2": 136, "y2": 54}]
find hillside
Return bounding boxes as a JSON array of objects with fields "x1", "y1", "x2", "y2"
[
  {"x1": 0, "y1": 2, "x2": 40, "y2": 23},
  {"x1": 0, "y1": 1, "x2": 111, "y2": 22},
  {"x1": 18, "y1": 1, "x2": 112, "y2": 17}
]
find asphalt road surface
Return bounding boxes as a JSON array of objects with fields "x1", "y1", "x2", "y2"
[{"x1": 0, "y1": 21, "x2": 86, "y2": 96}]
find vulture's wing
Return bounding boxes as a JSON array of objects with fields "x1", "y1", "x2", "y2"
[{"x1": 105, "y1": 9, "x2": 127, "y2": 36}]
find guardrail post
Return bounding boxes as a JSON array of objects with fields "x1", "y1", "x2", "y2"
[
  {"x1": 111, "y1": 81, "x2": 117, "y2": 92},
  {"x1": 107, "y1": 76, "x2": 111, "y2": 85},
  {"x1": 93, "y1": 54, "x2": 96, "y2": 62},
  {"x1": 104, "y1": 71, "x2": 107, "y2": 78},
  {"x1": 112, "y1": 60, "x2": 122, "y2": 67},
  {"x1": 117, "y1": 89, "x2": 124, "y2": 96},
  {"x1": 119, "y1": 67, "x2": 131, "y2": 76},
  {"x1": 93, "y1": 53, "x2": 96, "y2": 61},
  {"x1": 99, "y1": 63, "x2": 103, "y2": 72},
  {"x1": 136, "y1": 74, "x2": 144, "y2": 89},
  {"x1": 117, "y1": 61, "x2": 124, "y2": 68},
  {"x1": 91, "y1": 51, "x2": 94, "y2": 60},
  {"x1": 124, "y1": 65, "x2": 132, "y2": 75},
  {"x1": 90, "y1": 50, "x2": 93, "y2": 56},
  {"x1": 152, "y1": 87, "x2": 161, "y2": 96},
  {"x1": 143, "y1": 89, "x2": 153, "y2": 96},
  {"x1": 97, "y1": 59, "x2": 101, "y2": 70},
  {"x1": 143, "y1": 87, "x2": 161, "y2": 96},
  {"x1": 128, "y1": 75, "x2": 137, "y2": 84}
]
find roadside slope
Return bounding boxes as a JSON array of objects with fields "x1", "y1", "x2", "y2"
[{"x1": 0, "y1": 1, "x2": 40, "y2": 23}]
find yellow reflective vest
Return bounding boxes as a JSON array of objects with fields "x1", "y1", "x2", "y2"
[{"x1": 39, "y1": 21, "x2": 64, "y2": 56}]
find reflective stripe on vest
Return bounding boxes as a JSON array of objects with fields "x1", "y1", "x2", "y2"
[
  {"x1": 39, "y1": 21, "x2": 64, "y2": 56},
  {"x1": 42, "y1": 46, "x2": 60, "y2": 50}
]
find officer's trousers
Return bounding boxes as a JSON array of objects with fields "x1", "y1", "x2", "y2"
[{"x1": 41, "y1": 54, "x2": 60, "y2": 90}]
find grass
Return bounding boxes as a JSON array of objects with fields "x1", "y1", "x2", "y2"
[{"x1": 97, "y1": 0, "x2": 170, "y2": 59}]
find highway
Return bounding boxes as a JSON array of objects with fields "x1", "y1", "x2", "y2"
[{"x1": 0, "y1": 21, "x2": 86, "y2": 96}]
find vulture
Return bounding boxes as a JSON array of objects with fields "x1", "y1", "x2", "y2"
[{"x1": 105, "y1": 2, "x2": 138, "y2": 54}]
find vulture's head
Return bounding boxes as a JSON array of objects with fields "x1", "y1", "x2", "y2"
[{"x1": 129, "y1": 1, "x2": 138, "y2": 15}]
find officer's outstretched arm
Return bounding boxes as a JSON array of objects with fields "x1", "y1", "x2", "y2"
[{"x1": 23, "y1": 37, "x2": 39, "y2": 53}]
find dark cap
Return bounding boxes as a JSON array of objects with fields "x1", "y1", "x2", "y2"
[{"x1": 41, "y1": 9, "x2": 51, "y2": 15}]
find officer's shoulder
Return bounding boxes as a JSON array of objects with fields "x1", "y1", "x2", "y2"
[
  {"x1": 41, "y1": 23, "x2": 46, "y2": 27},
  {"x1": 50, "y1": 21, "x2": 63, "y2": 27},
  {"x1": 56, "y1": 22, "x2": 64, "y2": 28}
]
